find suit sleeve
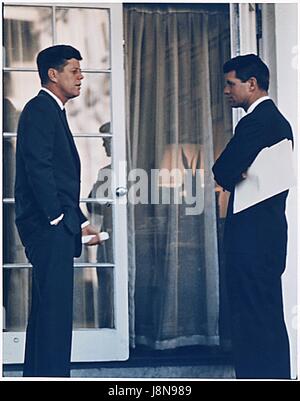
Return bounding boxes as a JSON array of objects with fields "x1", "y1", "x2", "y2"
[
  {"x1": 78, "y1": 207, "x2": 88, "y2": 226},
  {"x1": 19, "y1": 101, "x2": 63, "y2": 222},
  {"x1": 212, "y1": 116, "x2": 267, "y2": 192}
]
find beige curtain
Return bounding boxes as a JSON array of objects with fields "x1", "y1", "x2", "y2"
[{"x1": 124, "y1": 4, "x2": 231, "y2": 349}]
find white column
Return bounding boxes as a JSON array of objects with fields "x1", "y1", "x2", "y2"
[
  {"x1": 239, "y1": 3, "x2": 257, "y2": 54},
  {"x1": 230, "y1": 3, "x2": 258, "y2": 126},
  {"x1": 274, "y1": 2, "x2": 298, "y2": 380},
  {"x1": 260, "y1": 4, "x2": 278, "y2": 103}
]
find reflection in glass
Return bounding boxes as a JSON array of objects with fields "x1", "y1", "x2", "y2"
[
  {"x1": 74, "y1": 136, "x2": 112, "y2": 199},
  {"x1": 4, "y1": 72, "x2": 41, "y2": 130},
  {"x1": 3, "y1": 137, "x2": 17, "y2": 199},
  {"x1": 67, "y1": 73, "x2": 111, "y2": 134},
  {"x1": 3, "y1": 268, "x2": 31, "y2": 332},
  {"x1": 77, "y1": 200, "x2": 114, "y2": 265},
  {"x1": 3, "y1": 6, "x2": 52, "y2": 68},
  {"x1": 4, "y1": 71, "x2": 110, "y2": 135},
  {"x1": 3, "y1": 136, "x2": 112, "y2": 199},
  {"x1": 56, "y1": 7, "x2": 110, "y2": 70},
  {"x1": 73, "y1": 268, "x2": 114, "y2": 329}
]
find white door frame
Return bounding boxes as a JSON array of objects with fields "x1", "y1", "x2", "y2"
[
  {"x1": 229, "y1": 3, "x2": 257, "y2": 126},
  {"x1": 72, "y1": 3, "x2": 129, "y2": 363},
  {"x1": 3, "y1": 2, "x2": 129, "y2": 364}
]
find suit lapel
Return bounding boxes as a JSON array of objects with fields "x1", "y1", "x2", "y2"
[
  {"x1": 59, "y1": 109, "x2": 81, "y2": 169},
  {"x1": 38, "y1": 90, "x2": 81, "y2": 171}
]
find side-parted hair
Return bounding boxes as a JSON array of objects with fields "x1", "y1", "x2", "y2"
[
  {"x1": 37, "y1": 45, "x2": 82, "y2": 85},
  {"x1": 223, "y1": 54, "x2": 270, "y2": 91}
]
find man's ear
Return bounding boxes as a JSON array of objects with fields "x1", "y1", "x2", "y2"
[
  {"x1": 248, "y1": 76, "x2": 258, "y2": 91},
  {"x1": 48, "y1": 68, "x2": 58, "y2": 83}
]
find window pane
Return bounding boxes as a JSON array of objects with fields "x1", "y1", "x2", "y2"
[
  {"x1": 3, "y1": 266, "x2": 115, "y2": 331},
  {"x1": 4, "y1": 72, "x2": 41, "y2": 132},
  {"x1": 66, "y1": 73, "x2": 111, "y2": 133},
  {"x1": 66, "y1": 73, "x2": 111, "y2": 134},
  {"x1": 76, "y1": 201, "x2": 114, "y2": 265},
  {"x1": 3, "y1": 136, "x2": 112, "y2": 200},
  {"x1": 3, "y1": 6, "x2": 52, "y2": 68},
  {"x1": 56, "y1": 7, "x2": 110, "y2": 70},
  {"x1": 4, "y1": 72, "x2": 111, "y2": 135},
  {"x1": 3, "y1": 268, "x2": 32, "y2": 332},
  {"x1": 73, "y1": 268, "x2": 114, "y2": 329},
  {"x1": 75, "y1": 135, "x2": 114, "y2": 265},
  {"x1": 74, "y1": 137, "x2": 112, "y2": 199},
  {"x1": 3, "y1": 134, "x2": 113, "y2": 201},
  {"x1": 3, "y1": 137, "x2": 16, "y2": 199}
]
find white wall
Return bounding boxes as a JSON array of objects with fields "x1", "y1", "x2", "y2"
[{"x1": 274, "y1": 3, "x2": 298, "y2": 380}]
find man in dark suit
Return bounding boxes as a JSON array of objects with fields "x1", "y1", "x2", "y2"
[
  {"x1": 212, "y1": 54, "x2": 293, "y2": 379},
  {"x1": 15, "y1": 45, "x2": 101, "y2": 377}
]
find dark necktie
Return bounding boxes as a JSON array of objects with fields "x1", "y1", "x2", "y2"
[
  {"x1": 61, "y1": 108, "x2": 71, "y2": 131},
  {"x1": 60, "y1": 108, "x2": 80, "y2": 166}
]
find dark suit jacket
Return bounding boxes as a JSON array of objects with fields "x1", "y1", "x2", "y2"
[
  {"x1": 212, "y1": 99, "x2": 293, "y2": 258},
  {"x1": 15, "y1": 90, "x2": 86, "y2": 257}
]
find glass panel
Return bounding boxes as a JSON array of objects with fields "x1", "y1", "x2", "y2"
[
  {"x1": 4, "y1": 72, "x2": 41, "y2": 132},
  {"x1": 74, "y1": 137, "x2": 112, "y2": 200},
  {"x1": 4, "y1": 72, "x2": 110, "y2": 136},
  {"x1": 3, "y1": 85, "x2": 111, "y2": 197},
  {"x1": 3, "y1": 134, "x2": 114, "y2": 264},
  {"x1": 76, "y1": 202, "x2": 114, "y2": 265},
  {"x1": 3, "y1": 6, "x2": 52, "y2": 68},
  {"x1": 75, "y1": 135, "x2": 114, "y2": 265},
  {"x1": 56, "y1": 7, "x2": 110, "y2": 70},
  {"x1": 3, "y1": 136, "x2": 113, "y2": 200},
  {"x1": 3, "y1": 204, "x2": 28, "y2": 265},
  {"x1": 3, "y1": 268, "x2": 32, "y2": 332},
  {"x1": 73, "y1": 268, "x2": 114, "y2": 329},
  {"x1": 3, "y1": 134, "x2": 113, "y2": 198},
  {"x1": 3, "y1": 266, "x2": 115, "y2": 331},
  {"x1": 3, "y1": 3, "x2": 115, "y2": 339},
  {"x1": 3, "y1": 137, "x2": 16, "y2": 199},
  {"x1": 66, "y1": 72, "x2": 111, "y2": 134}
]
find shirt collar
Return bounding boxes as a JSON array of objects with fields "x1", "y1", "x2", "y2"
[
  {"x1": 41, "y1": 87, "x2": 64, "y2": 110},
  {"x1": 246, "y1": 96, "x2": 270, "y2": 115}
]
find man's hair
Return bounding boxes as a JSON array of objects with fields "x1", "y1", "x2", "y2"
[
  {"x1": 37, "y1": 45, "x2": 82, "y2": 85},
  {"x1": 223, "y1": 54, "x2": 270, "y2": 91}
]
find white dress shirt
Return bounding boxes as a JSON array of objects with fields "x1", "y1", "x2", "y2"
[
  {"x1": 246, "y1": 95, "x2": 270, "y2": 115},
  {"x1": 41, "y1": 87, "x2": 64, "y2": 110}
]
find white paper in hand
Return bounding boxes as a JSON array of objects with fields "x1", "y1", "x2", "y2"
[
  {"x1": 81, "y1": 235, "x2": 95, "y2": 244},
  {"x1": 99, "y1": 232, "x2": 109, "y2": 241},
  {"x1": 234, "y1": 139, "x2": 296, "y2": 214},
  {"x1": 82, "y1": 232, "x2": 110, "y2": 244}
]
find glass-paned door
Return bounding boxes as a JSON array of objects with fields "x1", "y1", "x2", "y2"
[{"x1": 3, "y1": 3, "x2": 128, "y2": 363}]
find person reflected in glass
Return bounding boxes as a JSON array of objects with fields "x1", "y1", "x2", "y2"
[{"x1": 87, "y1": 122, "x2": 114, "y2": 328}]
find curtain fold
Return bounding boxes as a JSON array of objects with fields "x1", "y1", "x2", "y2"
[{"x1": 125, "y1": 5, "x2": 231, "y2": 349}]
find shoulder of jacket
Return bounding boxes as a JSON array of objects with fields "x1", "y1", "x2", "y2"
[
  {"x1": 24, "y1": 93, "x2": 58, "y2": 114},
  {"x1": 236, "y1": 112, "x2": 257, "y2": 128},
  {"x1": 237, "y1": 102, "x2": 273, "y2": 126}
]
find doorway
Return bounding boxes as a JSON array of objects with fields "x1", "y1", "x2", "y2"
[{"x1": 3, "y1": 3, "x2": 128, "y2": 363}]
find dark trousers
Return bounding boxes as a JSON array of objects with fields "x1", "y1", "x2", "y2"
[
  {"x1": 23, "y1": 223, "x2": 75, "y2": 377},
  {"x1": 225, "y1": 252, "x2": 290, "y2": 379}
]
